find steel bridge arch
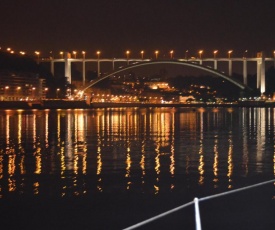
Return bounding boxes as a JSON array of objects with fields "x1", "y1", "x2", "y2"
[{"x1": 82, "y1": 60, "x2": 247, "y2": 91}]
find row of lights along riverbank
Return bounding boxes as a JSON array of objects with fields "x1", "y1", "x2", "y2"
[{"x1": 2, "y1": 47, "x2": 275, "y2": 59}]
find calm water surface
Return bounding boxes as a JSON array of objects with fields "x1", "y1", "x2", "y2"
[{"x1": 0, "y1": 107, "x2": 274, "y2": 229}]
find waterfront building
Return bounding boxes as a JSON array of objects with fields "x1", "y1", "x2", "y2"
[{"x1": 0, "y1": 70, "x2": 46, "y2": 101}]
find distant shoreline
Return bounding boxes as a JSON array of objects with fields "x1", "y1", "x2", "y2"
[{"x1": 0, "y1": 100, "x2": 273, "y2": 109}]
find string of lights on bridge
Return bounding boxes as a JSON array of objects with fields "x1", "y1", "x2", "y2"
[{"x1": 2, "y1": 46, "x2": 275, "y2": 59}]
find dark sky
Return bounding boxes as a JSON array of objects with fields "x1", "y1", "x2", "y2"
[{"x1": 1, "y1": 0, "x2": 275, "y2": 58}]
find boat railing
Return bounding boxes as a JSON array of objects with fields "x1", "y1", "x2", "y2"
[{"x1": 123, "y1": 179, "x2": 275, "y2": 230}]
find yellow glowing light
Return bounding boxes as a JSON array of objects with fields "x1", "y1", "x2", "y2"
[
  {"x1": 170, "y1": 50, "x2": 174, "y2": 58},
  {"x1": 155, "y1": 50, "x2": 159, "y2": 59}
]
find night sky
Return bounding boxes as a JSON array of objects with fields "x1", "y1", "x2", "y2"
[{"x1": 1, "y1": 0, "x2": 275, "y2": 58}]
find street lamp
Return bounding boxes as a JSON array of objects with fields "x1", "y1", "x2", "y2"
[
  {"x1": 82, "y1": 51, "x2": 86, "y2": 59},
  {"x1": 228, "y1": 50, "x2": 233, "y2": 58},
  {"x1": 198, "y1": 50, "x2": 203, "y2": 59},
  {"x1": 126, "y1": 50, "x2": 130, "y2": 59},
  {"x1": 60, "y1": 51, "x2": 64, "y2": 58},
  {"x1": 35, "y1": 51, "x2": 40, "y2": 63},
  {"x1": 44, "y1": 88, "x2": 48, "y2": 98},
  {"x1": 56, "y1": 88, "x2": 60, "y2": 98},
  {"x1": 170, "y1": 50, "x2": 174, "y2": 59},
  {"x1": 16, "y1": 86, "x2": 21, "y2": 100},
  {"x1": 73, "y1": 51, "x2": 77, "y2": 59},
  {"x1": 96, "y1": 51, "x2": 101, "y2": 59},
  {"x1": 185, "y1": 50, "x2": 189, "y2": 60},
  {"x1": 126, "y1": 50, "x2": 130, "y2": 65},
  {"x1": 32, "y1": 87, "x2": 36, "y2": 99},
  {"x1": 155, "y1": 50, "x2": 159, "y2": 59},
  {"x1": 20, "y1": 51, "x2": 25, "y2": 55},
  {"x1": 213, "y1": 50, "x2": 218, "y2": 58},
  {"x1": 243, "y1": 50, "x2": 248, "y2": 59},
  {"x1": 140, "y1": 50, "x2": 144, "y2": 59}
]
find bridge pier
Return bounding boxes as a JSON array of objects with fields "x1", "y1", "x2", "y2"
[
  {"x1": 257, "y1": 52, "x2": 265, "y2": 94},
  {"x1": 65, "y1": 53, "x2": 72, "y2": 84},
  {"x1": 82, "y1": 60, "x2": 85, "y2": 86},
  {"x1": 97, "y1": 60, "x2": 100, "y2": 77},
  {"x1": 243, "y1": 59, "x2": 247, "y2": 85},
  {"x1": 50, "y1": 60, "x2": 54, "y2": 76},
  {"x1": 214, "y1": 60, "x2": 217, "y2": 70},
  {"x1": 228, "y1": 60, "x2": 232, "y2": 76}
]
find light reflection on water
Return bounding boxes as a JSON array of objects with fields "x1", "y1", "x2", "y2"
[{"x1": 0, "y1": 107, "x2": 274, "y2": 198}]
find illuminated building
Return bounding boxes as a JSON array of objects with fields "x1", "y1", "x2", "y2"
[{"x1": 0, "y1": 71, "x2": 46, "y2": 101}]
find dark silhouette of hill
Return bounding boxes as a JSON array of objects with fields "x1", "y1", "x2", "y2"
[{"x1": 0, "y1": 51, "x2": 54, "y2": 79}]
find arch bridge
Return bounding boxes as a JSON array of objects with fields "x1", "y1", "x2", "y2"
[
  {"x1": 82, "y1": 60, "x2": 247, "y2": 92},
  {"x1": 41, "y1": 52, "x2": 271, "y2": 94}
]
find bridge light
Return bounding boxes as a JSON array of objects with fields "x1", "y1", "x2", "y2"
[
  {"x1": 126, "y1": 50, "x2": 130, "y2": 59},
  {"x1": 228, "y1": 50, "x2": 233, "y2": 58},
  {"x1": 140, "y1": 50, "x2": 144, "y2": 59},
  {"x1": 213, "y1": 50, "x2": 218, "y2": 58},
  {"x1": 243, "y1": 50, "x2": 248, "y2": 59},
  {"x1": 170, "y1": 50, "x2": 174, "y2": 59},
  {"x1": 35, "y1": 51, "x2": 40, "y2": 63},
  {"x1": 198, "y1": 50, "x2": 203, "y2": 59},
  {"x1": 185, "y1": 50, "x2": 189, "y2": 60},
  {"x1": 155, "y1": 50, "x2": 159, "y2": 59},
  {"x1": 82, "y1": 51, "x2": 86, "y2": 59},
  {"x1": 60, "y1": 51, "x2": 64, "y2": 58},
  {"x1": 96, "y1": 51, "x2": 101, "y2": 59},
  {"x1": 73, "y1": 51, "x2": 77, "y2": 59}
]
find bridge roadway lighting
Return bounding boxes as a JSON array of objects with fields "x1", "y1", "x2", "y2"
[
  {"x1": 155, "y1": 50, "x2": 159, "y2": 59},
  {"x1": 126, "y1": 50, "x2": 130, "y2": 65},
  {"x1": 243, "y1": 50, "x2": 248, "y2": 59},
  {"x1": 170, "y1": 50, "x2": 174, "y2": 59},
  {"x1": 140, "y1": 50, "x2": 144, "y2": 59},
  {"x1": 35, "y1": 51, "x2": 40, "y2": 63},
  {"x1": 73, "y1": 51, "x2": 77, "y2": 59},
  {"x1": 198, "y1": 50, "x2": 203, "y2": 59},
  {"x1": 96, "y1": 51, "x2": 101, "y2": 59},
  {"x1": 60, "y1": 51, "x2": 64, "y2": 58},
  {"x1": 97, "y1": 51, "x2": 101, "y2": 77},
  {"x1": 82, "y1": 51, "x2": 86, "y2": 59},
  {"x1": 228, "y1": 50, "x2": 233, "y2": 58},
  {"x1": 213, "y1": 50, "x2": 218, "y2": 58},
  {"x1": 126, "y1": 50, "x2": 130, "y2": 59},
  {"x1": 185, "y1": 50, "x2": 189, "y2": 60}
]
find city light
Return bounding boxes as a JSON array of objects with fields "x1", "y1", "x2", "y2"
[
  {"x1": 155, "y1": 50, "x2": 159, "y2": 59},
  {"x1": 73, "y1": 51, "x2": 77, "y2": 59},
  {"x1": 126, "y1": 50, "x2": 130, "y2": 59},
  {"x1": 170, "y1": 50, "x2": 174, "y2": 59},
  {"x1": 213, "y1": 50, "x2": 218, "y2": 58},
  {"x1": 228, "y1": 50, "x2": 233, "y2": 58},
  {"x1": 199, "y1": 50, "x2": 203, "y2": 59},
  {"x1": 82, "y1": 51, "x2": 86, "y2": 59},
  {"x1": 96, "y1": 51, "x2": 101, "y2": 59},
  {"x1": 140, "y1": 50, "x2": 144, "y2": 59},
  {"x1": 185, "y1": 50, "x2": 189, "y2": 60}
]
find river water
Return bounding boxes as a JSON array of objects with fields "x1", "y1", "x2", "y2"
[{"x1": 0, "y1": 107, "x2": 274, "y2": 229}]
